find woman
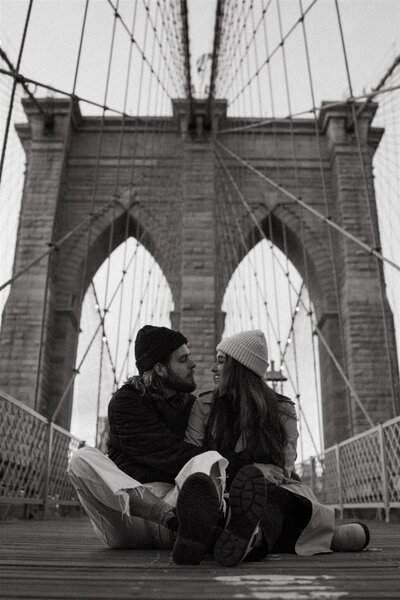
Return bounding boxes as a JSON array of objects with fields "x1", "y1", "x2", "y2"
[{"x1": 185, "y1": 329, "x2": 370, "y2": 566}]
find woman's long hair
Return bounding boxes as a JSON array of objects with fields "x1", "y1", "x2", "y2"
[{"x1": 204, "y1": 355, "x2": 287, "y2": 467}]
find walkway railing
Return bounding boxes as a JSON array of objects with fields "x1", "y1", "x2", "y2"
[
  {"x1": 1, "y1": 388, "x2": 400, "y2": 521},
  {"x1": 0, "y1": 389, "x2": 82, "y2": 518},
  {"x1": 296, "y1": 415, "x2": 400, "y2": 522}
]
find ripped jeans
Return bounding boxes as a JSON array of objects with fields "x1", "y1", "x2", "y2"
[{"x1": 68, "y1": 447, "x2": 227, "y2": 549}]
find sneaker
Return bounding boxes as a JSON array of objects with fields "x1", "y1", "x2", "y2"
[
  {"x1": 214, "y1": 465, "x2": 267, "y2": 567},
  {"x1": 173, "y1": 473, "x2": 221, "y2": 565},
  {"x1": 330, "y1": 522, "x2": 370, "y2": 552}
]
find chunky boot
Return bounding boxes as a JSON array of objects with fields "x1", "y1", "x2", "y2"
[
  {"x1": 173, "y1": 473, "x2": 221, "y2": 565},
  {"x1": 214, "y1": 465, "x2": 267, "y2": 567},
  {"x1": 330, "y1": 522, "x2": 370, "y2": 552},
  {"x1": 128, "y1": 487, "x2": 178, "y2": 531}
]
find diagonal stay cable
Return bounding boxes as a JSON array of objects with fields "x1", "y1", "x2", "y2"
[
  {"x1": 115, "y1": 245, "x2": 165, "y2": 383},
  {"x1": 280, "y1": 283, "x2": 304, "y2": 360},
  {"x1": 0, "y1": 0, "x2": 33, "y2": 188},
  {"x1": 51, "y1": 212, "x2": 147, "y2": 422},
  {"x1": 216, "y1": 173, "x2": 256, "y2": 330},
  {"x1": 217, "y1": 162, "x2": 321, "y2": 454},
  {"x1": 217, "y1": 166, "x2": 281, "y2": 341},
  {"x1": 0, "y1": 68, "x2": 136, "y2": 118},
  {"x1": 2, "y1": 63, "x2": 396, "y2": 132},
  {"x1": 91, "y1": 281, "x2": 118, "y2": 387},
  {"x1": 217, "y1": 86, "x2": 400, "y2": 134},
  {"x1": 216, "y1": 140, "x2": 400, "y2": 273},
  {"x1": 216, "y1": 148, "x2": 375, "y2": 429},
  {"x1": 0, "y1": 196, "x2": 119, "y2": 293},
  {"x1": 0, "y1": 46, "x2": 45, "y2": 116},
  {"x1": 215, "y1": 177, "x2": 247, "y2": 332}
]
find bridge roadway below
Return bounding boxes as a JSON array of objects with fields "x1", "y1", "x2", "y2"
[{"x1": 0, "y1": 517, "x2": 399, "y2": 599}]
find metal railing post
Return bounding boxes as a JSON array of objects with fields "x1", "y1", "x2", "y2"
[
  {"x1": 43, "y1": 421, "x2": 53, "y2": 519},
  {"x1": 310, "y1": 457, "x2": 316, "y2": 495},
  {"x1": 335, "y1": 444, "x2": 344, "y2": 518},
  {"x1": 378, "y1": 424, "x2": 390, "y2": 522}
]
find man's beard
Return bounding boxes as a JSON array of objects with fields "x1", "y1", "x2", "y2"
[{"x1": 164, "y1": 366, "x2": 196, "y2": 393}]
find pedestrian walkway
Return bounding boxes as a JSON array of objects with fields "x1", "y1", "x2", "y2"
[{"x1": 0, "y1": 517, "x2": 399, "y2": 599}]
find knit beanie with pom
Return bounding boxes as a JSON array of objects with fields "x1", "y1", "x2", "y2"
[{"x1": 216, "y1": 329, "x2": 269, "y2": 378}]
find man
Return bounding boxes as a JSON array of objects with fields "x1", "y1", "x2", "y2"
[
  {"x1": 69, "y1": 324, "x2": 258, "y2": 565},
  {"x1": 106, "y1": 325, "x2": 201, "y2": 485}
]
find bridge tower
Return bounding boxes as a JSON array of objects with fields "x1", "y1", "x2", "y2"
[{"x1": 0, "y1": 96, "x2": 397, "y2": 447}]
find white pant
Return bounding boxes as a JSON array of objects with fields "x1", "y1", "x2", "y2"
[{"x1": 68, "y1": 447, "x2": 227, "y2": 549}]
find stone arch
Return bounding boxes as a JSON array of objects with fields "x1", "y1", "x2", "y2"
[
  {"x1": 57, "y1": 192, "x2": 178, "y2": 311},
  {"x1": 46, "y1": 185, "x2": 181, "y2": 426},
  {"x1": 217, "y1": 206, "x2": 332, "y2": 318}
]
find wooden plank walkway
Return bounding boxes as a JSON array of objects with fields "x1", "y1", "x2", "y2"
[{"x1": 0, "y1": 517, "x2": 399, "y2": 599}]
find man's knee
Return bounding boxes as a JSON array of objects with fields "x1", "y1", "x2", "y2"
[{"x1": 68, "y1": 446, "x2": 98, "y2": 477}]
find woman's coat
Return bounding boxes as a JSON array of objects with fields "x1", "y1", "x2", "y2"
[{"x1": 185, "y1": 391, "x2": 335, "y2": 556}]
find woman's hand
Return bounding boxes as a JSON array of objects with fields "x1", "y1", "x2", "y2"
[{"x1": 253, "y1": 463, "x2": 285, "y2": 485}]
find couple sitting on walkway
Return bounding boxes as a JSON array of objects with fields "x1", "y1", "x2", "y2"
[{"x1": 68, "y1": 325, "x2": 369, "y2": 566}]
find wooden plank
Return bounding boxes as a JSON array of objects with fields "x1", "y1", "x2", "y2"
[{"x1": 0, "y1": 518, "x2": 399, "y2": 599}]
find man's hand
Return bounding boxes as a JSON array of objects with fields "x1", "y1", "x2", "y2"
[{"x1": 253, "y1": 463, "x2": 284, "y2": 485}]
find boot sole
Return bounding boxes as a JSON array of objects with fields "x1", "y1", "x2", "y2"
[
  {"x1": 353, "y1": 521, "x2": 370, "y2": 550},
  {"x1": 214, "y1": 465, "x2": 267, "y2": 567},
  {"x1": 173, "y1": 473, "x2": 220, "y2": 565},
  {"x1": 331, "y1": 521, "x2": 371, "y2": 552}
]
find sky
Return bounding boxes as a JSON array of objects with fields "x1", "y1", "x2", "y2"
[
  {"x1": 2, "y1": 1, "x2": 399, "y2": 113},
  {"x1": 0, "y1": 0, "x2": 399, "y2": 457}
]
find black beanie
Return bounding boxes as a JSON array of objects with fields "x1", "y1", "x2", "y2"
[{"x1": 135, "y1": 325, "x2": 188, "y2": 374}]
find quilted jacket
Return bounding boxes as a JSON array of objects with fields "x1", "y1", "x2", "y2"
[{"x1": 107, "y1": 382, "x2": 202, "y2": 484}]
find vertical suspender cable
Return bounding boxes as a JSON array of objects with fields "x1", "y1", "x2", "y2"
[
  {"x1": 35, "y1": 0, "x2": 90, "y2": 412},
  {"x1": 298, "y1": 0, "x2": 349, "y2": 441},
  {"x1": 334, "y1": 0, "x2": 399, "y2": 415}
]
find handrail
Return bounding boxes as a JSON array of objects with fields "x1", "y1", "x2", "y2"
[
  {"x1": 0, "y1": 388, "x2": 49, "y2": 423},
  {"x1": 295, "y1": 414, "x2": 400, "y2": 522},
  {"x1": 0, "y1": 390, "x2": 83, "y2": 518},
  {"x1": 1, "y1": 389, "x2": 399, "y2": 521}
]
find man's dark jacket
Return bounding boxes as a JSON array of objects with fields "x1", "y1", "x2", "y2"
[{"x1": 107, "y1": 382, "x2": 203, "y2": 484}]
